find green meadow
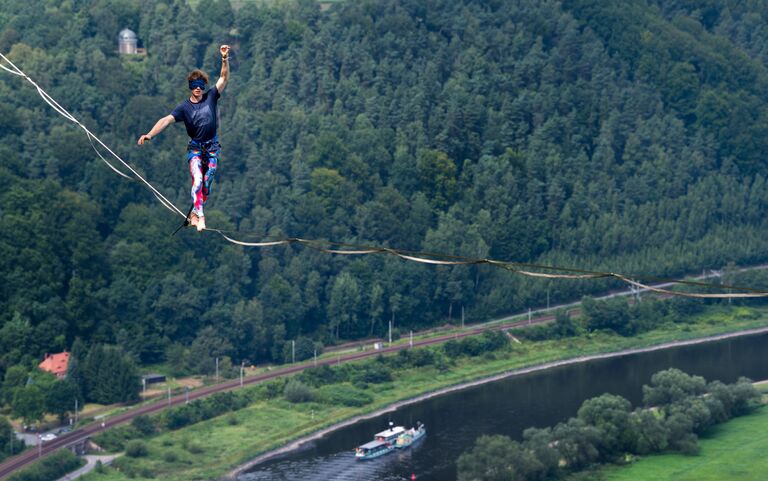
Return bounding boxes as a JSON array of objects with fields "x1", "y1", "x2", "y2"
[{"x1": 599, "y1": 404, "x2": 768, "y2": 481}]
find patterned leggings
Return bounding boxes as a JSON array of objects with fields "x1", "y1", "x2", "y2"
[{"x1": 187, "y1": 142, "x2": 219, "y2": 217}]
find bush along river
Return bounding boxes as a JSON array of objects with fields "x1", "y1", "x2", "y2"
[{"x1": 238, "y1": 331, "x2": 768, "y2": 481}]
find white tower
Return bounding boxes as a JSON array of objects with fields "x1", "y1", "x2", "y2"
[{"x1": 118, "y1": 29, "x2": 138, "y2": 55}]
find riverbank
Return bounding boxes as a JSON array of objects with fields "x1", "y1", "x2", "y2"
[
  {"x1": 76, "y1": 309, "x2": 768, "y2": 481},
  {"x1": 226, "y1": 325, "x2": 768, "y2": 478}
]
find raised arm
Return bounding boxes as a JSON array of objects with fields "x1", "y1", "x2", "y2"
[
  {"x1": 216, "y1": 45, "x2": 230, "y2": 93},
  {"x1": 137, "y1": 114, "x2": 175, "y2": 145}
]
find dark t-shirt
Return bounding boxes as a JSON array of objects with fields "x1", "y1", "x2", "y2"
[{"x1": 171, "y1": 87, "x2": 221, "y2": 142}]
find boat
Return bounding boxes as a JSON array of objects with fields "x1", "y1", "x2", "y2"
[
  {"x1": 355, "y1": 439, "x2": 394, "y2": 460},
  {"x1": 395, "y1": 422, "x2": 426, "y2": 449},
  {"x1": 355, "y1": 423, "x2": 405, "y2": 460}
]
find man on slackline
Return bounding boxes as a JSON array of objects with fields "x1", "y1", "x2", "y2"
[{"x1": 138, "y1": 44, "x2": 230, "y2": 232}]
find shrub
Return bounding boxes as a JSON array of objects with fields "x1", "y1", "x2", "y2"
[
  {"x1": 163, "y1": 450, "x2": 179, "y2": 463},
  {"x1": 91, "y1": 424, "x2": 140, "y2": 452},
  {"x1": 443, "y1": 339, "x2": 462, "y2": 358},
  {"x1": 125, "y1": 440, "x2": 149, "y2": 458},
  {"x1": 300, "y1": 365, "x2": 343, "y2": 387},
  {"x1": 165, "y1": 405, "x2": 196, "y2": 430},
  {"x1": 264, "y1": 379, "x2": 284, "y2": 399},
  {"x1": 284, "y1": 379, "x2": 314, "y2": 403},
  {"x1": 131, "y1": 415, "x2": 155, "y2": 437},
  {"x1": 353, "y1": 364, "x2": 392, "y2": 385},
  {"x1": 398, "y1": 348, "x2": 436, "y2": 367}
]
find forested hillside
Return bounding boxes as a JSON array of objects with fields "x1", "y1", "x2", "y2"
[{"x1": 3, "y1": 0, "x2": 768, "y2": 376}]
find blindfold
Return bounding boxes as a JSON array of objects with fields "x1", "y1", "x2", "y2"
[{"x1": 189, "y1": 79, "x2": 206, "y2": 90}]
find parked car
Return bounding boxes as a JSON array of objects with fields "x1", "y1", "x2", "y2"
[{"x1": 40, "y1": 433, "x2": 57, "y2": 442}]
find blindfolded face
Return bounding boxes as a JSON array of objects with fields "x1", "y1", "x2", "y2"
[{"x1": 189, "y1": 79, "x2": 206, "y2": 91}]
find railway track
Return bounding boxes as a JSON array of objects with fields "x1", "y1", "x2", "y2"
[{"x1": 0, "y1": 314, "x2": 552, "y2": 479}]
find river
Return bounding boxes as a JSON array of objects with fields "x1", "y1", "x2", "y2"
[{"x1": 238, "y1": 331, "x2": 768, "y2": 481}]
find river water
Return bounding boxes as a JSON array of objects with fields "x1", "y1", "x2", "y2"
[{"x1": 239, "y1": 332, "x2": 768, "y2": 481}]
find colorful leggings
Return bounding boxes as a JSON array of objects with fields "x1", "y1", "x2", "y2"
[{"x1": 187, "y1": 140, "x2": 219, "y2": 217}]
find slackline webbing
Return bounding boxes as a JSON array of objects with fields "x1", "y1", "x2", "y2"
[{"x1": 2, "y1": 51, "x2": 767, "y2": 299}]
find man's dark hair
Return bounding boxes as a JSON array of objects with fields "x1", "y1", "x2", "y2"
[{"x1": 187, "y1": 69, "x2": 209, "y2": 84}]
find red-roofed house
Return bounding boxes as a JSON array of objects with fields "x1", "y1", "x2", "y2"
[{"x1": 38, "y1": 352, "x2": 70, "y2": 379}]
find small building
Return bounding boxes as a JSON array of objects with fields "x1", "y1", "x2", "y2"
[
  {"x1": 142, "y1": 374, "x2": 166, "y2": 385},
  {"x1": 38, "y1": 352, "x2": 70, "y2": 379},
  {"x1": 118, "y1": 28, "x2": 138, "y2": 55}
]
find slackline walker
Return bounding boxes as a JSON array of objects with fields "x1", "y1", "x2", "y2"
[
  {"x1": 2, "y1": 50, "x2": 768, "y2": 300},
  {"x1": 138, "y1": 44, "x2": 231, "y2": 233}
]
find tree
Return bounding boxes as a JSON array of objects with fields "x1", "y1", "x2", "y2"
[
  {"x1": 642, "y1": 368, "x2": 707, "y2": 408},
  {"x1": 187, "y1": 327, "x2": 234, "y2": 375},
  {"x1": 727, "y1": 377, "x2": 761, "y2": 416},
  {"x1": 630, "y1": 408, "x2": 669, "y2": 454},
  {"x1": 550, "y1": 418, "x2": 601, "y2": 470},
  {"x1": 327, "y1": 272, "x2": 362, "y2": 340},
  {"x1": 83, "y1": 345, "x2": 140, "y2": 404},
  {"x1": 2, "y1": 365, "x2": 28, "y2": 405},
  {"x1": 457, "y1": 435, "x2": 529, "y2": 481},
  {"x1": 581, "y1": 297, "x2": 632, "y2": 335},
  {"x1": 12, "y1": 385, "x2": 45, "y2": 427},
  {"x1": 577, "y1": 393, "x2": 635, "y2": 458},
  {"x1": 417, "y1": 149, "x2": 458, "y2": 210},
  {"x1": 45, "y1": 379, "x2": 79, "y2": 423},
  {"x1": 0, "y1": 415, "x2": 22, "y2": 457}
]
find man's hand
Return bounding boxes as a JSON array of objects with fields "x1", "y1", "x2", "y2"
[
  {"x1": 220, "y1": 44, "x2": 230, "y2": 59},
  {"x1": 137, "y1": 134, "x2": 151, "y2": 145}
]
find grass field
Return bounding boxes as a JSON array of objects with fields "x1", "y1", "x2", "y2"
[{"x1": 599, "y1": 405, "x2": 768, "y2": 481}]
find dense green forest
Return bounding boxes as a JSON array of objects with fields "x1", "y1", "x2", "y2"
[{"x1": 3, "y1": 0, "x2": 768, "y2": 382}]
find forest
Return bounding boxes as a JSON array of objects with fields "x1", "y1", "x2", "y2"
[{"x1": 3, "y1": 0, "x2": 768, "y2": 391}]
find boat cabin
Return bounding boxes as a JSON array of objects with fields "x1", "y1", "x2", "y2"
[
  {"x1": 355, "y1": 439, "x2": 390, "y2": 458},
  {"x1": 374, "y1": 426, "x2": 405, "y2": 443}
]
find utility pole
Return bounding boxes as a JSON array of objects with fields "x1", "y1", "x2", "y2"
[
  {"x1": 292, "y1": 340, "x2": 295, "y2": 364},
  {"x1": 410, "y1": 330, "x2": 413, "y2": 348},
  {"x1": 185, "y1": 386, "x2": 190, "y2": 404},
  {"x1": 167, "y1": 387, "x2": 171, "y2": 406},
  {"x1": 240, "y1": 362, "x2": 245, "y2": 388},
  {"x1": 313, "y1": 349, "x2": 317, "y2": 367},
  {"x1": 389, "y1": 320, "x2": 392, "y2": 345},
  {"x1": 528, "y1": 308, "x2": 532, "y2": 324},
  {"x1": 461, "y1": 306, "x2": 465, "y2": 329},
  {"x1": 215, "y1": 357, "x2": 219, "y2": 382},
  {"x1": 74, "y1": 398, "x2": 78, "y2": 425}
]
